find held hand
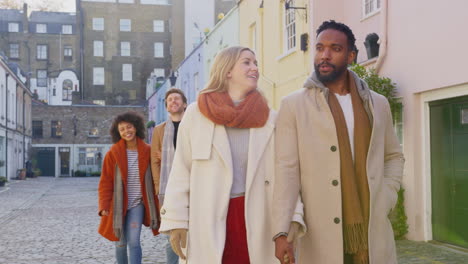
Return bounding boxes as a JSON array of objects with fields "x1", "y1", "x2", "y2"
[
  {"x1": 170, "y1": 229, "x2": 187, "y2": 260},
  {"x1": 275, "y1": 235, "x2": 295, "y2": 264},
  {"x1": 287, "y1": 221, "x2": 301, "y2": 243},
  {"x1": 155, "y1": 151, "x2": 161, "y2": 160},
  {"x1": 100, "y1": 210, "x2": 109, "y2": 216}
]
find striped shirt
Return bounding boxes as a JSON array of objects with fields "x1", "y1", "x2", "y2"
[{"x1": 127, "y1": 150, "x2": 142, "y2": 209}]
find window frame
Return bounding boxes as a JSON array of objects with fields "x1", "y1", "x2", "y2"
[
  {"x1": 153, "y1": 20, "x2": 164, "y2": 32},
  {"x1": 36, "y1": 23, "x2": 47, "y2": 33},
  {"x1": 8, "y1": 22, "x2": 19, "y2": 32},
  {"x1": 93, "y1": 41, "x2": 103, "y2": 57},
  {"x1": 62, "y1": 24, "x2": 72, "y2": 34},
  {"x1": 92, "y1": 18, "x2": 104, "y2": 31},
  {"x1": 9, "y1": 43, "x2": 19, "y2": 59},
  {"x1": 121, "y1": 41, "x2": 131, "y2": 56},
  {"x1": 122, "y1": 64, "x2": 133, "y2": 81},
  {"x1": 283, "y1": 0, "x2": 297, "y2": 53},
  {"x1": 37, "y1": 70, "x2": 47, "y2": 87},
  {"x1": 93, "y1": 67, "x2": 105, "y2": 85},
  {"x1": 154, "y1": 42, "x2": 164, "y2": 58},
  {"x1": 119, "y1": 19, "x2": 132, "y2": 32},
  {"x1": 36, "y1": 44, "x2": 48, "y2": 60}
]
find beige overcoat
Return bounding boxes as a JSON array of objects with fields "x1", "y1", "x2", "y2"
[
  {"x1": 160, "y1": 103, "x2": 305, "y2": 264},
  {"x1": 273, "y1": 70, "x2": 404, "y2": 264}
]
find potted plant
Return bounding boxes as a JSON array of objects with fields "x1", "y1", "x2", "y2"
[{"x1": 0, "y1": 176, "x2": 7, "y2": 187}]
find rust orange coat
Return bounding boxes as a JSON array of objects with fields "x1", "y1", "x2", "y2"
[{"x1": 98, "y1": 137, "x2": 160, "y2": 241}]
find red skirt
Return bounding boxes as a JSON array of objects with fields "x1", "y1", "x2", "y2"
[{"x1": 222, "y1": 196, "x2": 250, "y2": 264}]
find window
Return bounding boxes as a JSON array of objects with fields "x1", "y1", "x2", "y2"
[
  {"x1": 78, "y1": 147, "x2": 102, "y2": 166},
  {"x1": 121, "y1": 42, "x2": 130, "y2": 56},
  {"x1": 64, "y1": 46, "x2": 72, "y2": 58},
  {"x1": 62, "y1": 25, "x2": 72, "y2": 34},
  {"x1": 88, "y1": 121, "x2": 99, "y2": 137},
  {"x1": 8, "y1": 22, "x2": 19, "y2": 32},
  {"x1": 364, "y1": 0, "x2": 381, "y2": 16},
  {"x1": 32, "y1": 121, "x2": 43, "y2": 138},
  {"x1": 154, "y1": 42, "x2": 164, "y2": 58},
  {"x1": 93, "y1": 41, "x2": 103, "y2": 57},
  {"x1": 284, "y1": 0, "x2": 296, "y2": 52},
  {"x1": 153, "y1": 20, "x2": 164, "y2": 32},
  {"x1": 93, "y1": 67, "x2": 104, "y2": 85},
  {"x1": 118, "y1": 0, "x2": 134, "y2": 3},
  {"x1": 153, "y1": 68, "x2": 165, "y2": 78},
  {"x1": 122, "y1": 64, "x2": 132, "y2": 81},
  {"x1": 37, "y1": 45, "x2": 47, "y2": 59},
  {"x1": 53, "y1": 88, "x2": 56, "y2": 96},
  {"x1": 36, "y1": 24, "x2": 47, "y2": 33},
  {"x1": 92, "y1": 18, "x2": 104, "y2": 31},
  {"x1": 51, "y1": 121, "x2": 62, "y2": 137},
  {"x1": 37, "y1": 70, "x2": 47, "y2": 87},
  {"x1": 93, "y1": 100, "x2": 105, "y2": 105},
  {"x1": 63, "y1": 79, "x2": 73, "y2": 101},
  {"x1": 120, "y1": 19, "x2": 131, "y2": 32},
  {"x1": 9, "y1": 43, "x2": 19, "y2": 58}
]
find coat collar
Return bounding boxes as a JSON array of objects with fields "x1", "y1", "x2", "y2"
[
  {"x1": 110, "y1": 137, "x2": 149, "y2": 185},
  {"x1": 192, "y1": 109, "x2": 276, "y2": 195}
]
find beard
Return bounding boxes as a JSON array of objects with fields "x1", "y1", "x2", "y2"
[{"x1": 314, "y1": 62, "x2": 348, "y2": 84}]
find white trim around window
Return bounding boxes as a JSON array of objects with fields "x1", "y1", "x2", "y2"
[
  {"x1": 93, "y1": 41, "x2": 103, "y2": 57},
  {"x1": 8, "y1": 22, "x2": 19, "y2": 32},
  {"x1": 62, "y1": 24, "x2": 72, "y2": 34},
  {"x1": 122, "y1": 64, "x2": 132, "y2": 81},
  {"x1": 36, "y1": 24, "x2": 47, "y2": 33},
  {"x1": 153, "y1": 20, "x2": 164, "y2": 32},
  {"x1": 120, "y1": 19, "x2": 131, "y2": 32},
  {"x1": 121, "y1": 42, "x2": 130, "y2": 56},
  {"x1": 93, "y1": 67, "x2": 105, "y2": 85},
  {"x1": 283, "y1": 0, "x2": 296, "y2": 53},
  {"x1": 92, "y1": 18, "x2": 104, "y2": 31},
  {"x1": 362, "y1": 0, "x2": 381, "y2": 18},
  {"x1": 154, "y1": 42, "x2": 164, "y2": 58}
]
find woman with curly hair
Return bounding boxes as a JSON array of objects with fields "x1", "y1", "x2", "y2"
[{"x1": 98, "y1": 111, "x2": 160, "y2": 264}]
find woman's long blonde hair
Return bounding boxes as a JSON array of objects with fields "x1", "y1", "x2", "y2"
[{"x1": 200, "y1": 46, "x2": 255, "y2": 94}]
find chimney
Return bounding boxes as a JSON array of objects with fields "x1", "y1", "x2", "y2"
[{"x1": 22, "y1": 3, "x2": 28, "y2": 33}]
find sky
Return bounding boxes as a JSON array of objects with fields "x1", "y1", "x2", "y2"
[{"x1": 21, "y1": 0, "x2": 76, "y2": 12}]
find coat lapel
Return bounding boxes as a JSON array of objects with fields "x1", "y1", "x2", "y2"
[
  {"x1": 245, "y1": 111, "x2": 275, "y2": 196},
  {"x1": 212, "y1": 124, "x2": 233, "y2": 175}
]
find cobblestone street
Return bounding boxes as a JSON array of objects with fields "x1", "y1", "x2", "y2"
[
  {"x1": 0, "y1": 177, "x2": 166, "y2": 264},
  {"x1": 0, "y1": 177, "x2": 468, "y2": 264}
]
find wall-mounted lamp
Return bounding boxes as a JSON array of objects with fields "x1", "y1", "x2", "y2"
[
  {"x1": 285, "y1": 1, "x2": 308, "y2": 22},
  {"x1": 169, "y1": 71, "x2": 177, "y2": 87}
]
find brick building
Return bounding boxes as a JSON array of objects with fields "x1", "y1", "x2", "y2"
[
  {"x1": 78, "y1": 0, "x2": 185, "y2": 105},
  {"x1": 31, "y1": 103, "x2": 146, "y2": 177},
  {"x1": 0, "y1": 5, "x2": 80, "y2": 106}
]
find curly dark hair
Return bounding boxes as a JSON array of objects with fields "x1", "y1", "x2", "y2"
[
  {"x1": 316, "y1": 20, "x2": 356, "y2": 52},
  {"x1": 109, "y1": 111, "x2": 146, "y2": 143}
]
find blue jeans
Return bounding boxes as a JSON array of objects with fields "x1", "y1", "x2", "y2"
[
  {"x1": 115, "y1": 203, "x2": 144, "y2": 264},
  {"x1": 165, "y1": 234, "x2": 179, "y2": 264}
]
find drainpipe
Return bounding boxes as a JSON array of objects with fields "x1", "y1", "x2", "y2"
[
  {"x1": 5, "y1": 73, "x2": 8, "y2": 180},
  {"x1": 374, "y1": 0, "x2": 388, "y2": 73},
  {"x1": 23, "y1": 89, "x2": 26, "y2": 167}
]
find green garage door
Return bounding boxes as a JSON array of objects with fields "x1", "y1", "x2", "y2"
[
  {"x1": 34, "y1": 147, "x2": 55, "y2": 177},
  {"x1": 430, "y1": 95, "x2": 468, "y2": 248}
]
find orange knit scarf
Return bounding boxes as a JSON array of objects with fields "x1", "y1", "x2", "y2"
[{"x1": 197, "y1": 90, "x2": 269, "y2": 128}]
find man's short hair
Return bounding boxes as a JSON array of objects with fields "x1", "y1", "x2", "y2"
[
  {"x1": 164, "y1": 88, "x2": 187, "y2": 107},
  {"x1": 316, "y1": 20, "x2": 357, "y2": 52}
]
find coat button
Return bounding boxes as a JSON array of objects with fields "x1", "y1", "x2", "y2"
[
  {"x1": 334, "y1": 217, "x2": 340, "y2": 224},
  {"x1": 331, "y1": 145, "x2": 337, "y2": 152},
  {"x1": 332, "y1": 180, "x2": 339, "y2": 186},
  {"x1": 161, "y1": 209, "x2": 166, "y2": 215},
  {"x1": 265, "y1": 180, "x2": 270, "y2": 185}
]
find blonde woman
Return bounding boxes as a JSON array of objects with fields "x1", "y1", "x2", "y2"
[{"x1": 159, "y1": 46, "x2": 305, "y2": 264}]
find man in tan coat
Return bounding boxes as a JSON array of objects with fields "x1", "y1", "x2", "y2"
[
  {"x1": 273, "y1": 20, "x2": 404, "y2": 264},
  {"x1": 150, "y1": 88, "x2": 187, "y2": 264}
]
